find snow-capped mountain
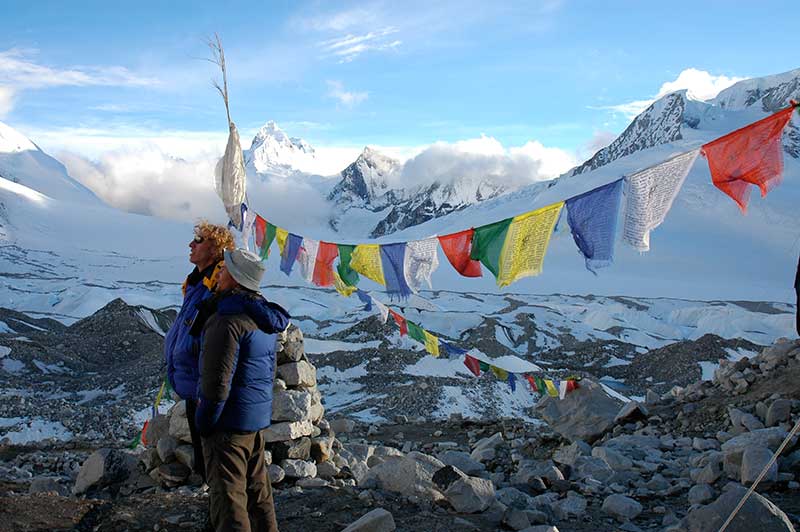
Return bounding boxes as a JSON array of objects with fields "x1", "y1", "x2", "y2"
[
  {"x1": 328, "y1": 147, "x2": 397, "y2": 206},
  {"x1": 244, "y1": 120, "x2": 317, "y2": 177}
]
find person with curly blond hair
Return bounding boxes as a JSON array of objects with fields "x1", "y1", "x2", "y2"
[{"x1": 164, "y1": 221, "x2": 234, "y2": 483}]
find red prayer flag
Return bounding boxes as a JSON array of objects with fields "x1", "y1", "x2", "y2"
[
  {"x1": 464, "y1": 354, "x2": 481, "y2": 377},
  {"x1": 438, "y1": 229, "x2": 482, "y2": 277},
  {"x1": 389, "y1": 309, "x2": 408, "y2": 336},
  {"x1": 312, "y1": 242, "x2": 339, "y2": 287},
  {"x1": 701, "y1": 106, "x2": 795, "y2": 212},
  {"x1": 566, "y1": 380, "x2": 578, "y2": 393},
  {"x1": 254, "y1": 215, "x2": 267, "y2": 249},
  {"x1": 525, "y1": 374, "x2": 538, "y2": 392}
]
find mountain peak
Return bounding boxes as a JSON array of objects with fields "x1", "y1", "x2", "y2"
[
  {"x1": 245, "y1": 120, "x2": 316, "y2": 176},
  {"x1": 328, "y1": 147, "x2": 399, "y2": 206},
  {"x1": 0, "y1": 121, "x2": 39, "y2": 154}
]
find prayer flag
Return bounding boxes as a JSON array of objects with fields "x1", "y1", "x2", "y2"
[
  {"x1": 333, "y1": 271, "x2": 357, "y2": 297},
  {"x1": 470, "y1": 218, "x2": 513, "y2": 278},
  {"x1": 567, "y1": 379, "x2": 579, "y2": 393},
  {"x1": 337, "y1": 244, "x2": 360, "y2": 286},
  {"x1": 491, "y1": 365, "x2": 509, "y2": 381},
  {"x1": 215, "y1": 122, "x2": 246, "y2": 228},
  {"x1": 479, "y1": 361, "x2": 491, "y2": 372},
  {"x1": 558, "y1": 380, "x2": 569, "y2": 399},
  {"x1": 464, "y1": 355, "x2": 481, "y2": 377},
  {"x1": 535, "y1": 376, "x2": 546, "y2": 395},
  {"x1": 507, "y1": 372, "x2": 516, "y2": 391},
  {"x1": 254, "y1": 216, "x2": 267, "y2": 256},
  {"x1": 622, "y1": 150, "x2": 699, "y2": 251},
  {"x1": 441, "y1": 341, "x2": 468, "y2": 359},
  {"x1": 389, "y1": 309, "x2": 407, "y2": 336},
  {"x1": 525, "y1": 374, "x2": 538, "y2": 392},
  {"x1": 380, "y1": 243, "x2": 413, "y2": 299},
  {"x1": 351, "y1": 244, "x2": 386, "y2": 285},
  {"x1": 439, "y1": 229, "x2": 482, "y2": 277},
  {"x1": 276, "y1": 228, "x2": 288, "y2": 255},
  {"x1": 404, "y1": 238, "x2": 440, "y2": 292},
  {"x1": 280, "y1": 233, "x2": 303, "y2": 276},
  {"x1": 423, "y1": 330, "x2": 440, "y2": 357},
  {"x1": 241, "y1": 208, "x2": 257, "y2": 252},
  {"x1": 312, "y1": 242, "x2": 339, "y2": 287},
  {"x1": 702, "y1": 106, "x2": 795, "y2": 212},
  {"x1": 297, "y1": 238, "x2": 319, "y2": 283},
  {"x1": 496, "y1": 203, "x2": 563, "y2": 287},
  {"x1": 566, "y1": 179, "x2": 623, "y2": 273},
  {"x1": 356, "y1": 289, "x2": 372, "y2": 311},
  {"x1": 372, "y1": 297, "x2": 389, "y2": 323},
  {"x1": 545, "y1": 379, "x2": 558, "y2": 397},
  {"x1": 407, "y1": 321, "x2": 427, "y2": 344}
]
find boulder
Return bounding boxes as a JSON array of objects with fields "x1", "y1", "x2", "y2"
[
  {"x1": 281, "y1": 459, "x2": 317, "y2": 478},
  {"x1": 73, "y1": 448, "x2": 136, "y2": 495},
  {"x1": 601, "y1": 494, "x2": 642, "y2": 521},
  {"x1": 156, "y1": 435, "x2": 178, "y2": 463},
  {"x1": 721, "y1": 428, "x2": 789, "y2": 455},
  {"x1": 614, "y1": 401, "x2": 649, "y2": 425},
  {"x1": 342, "y1": 508, "x2": 396, "y2": 532},
  {"x1": 766, "y1": 399, "x2": 792, "y2": 427},
  {"x1": 29, "y1": 477, "x2": 67, "y2": 496},
  {"x1": 552, "y1": 440, "x2": 591, "y2": 466},
  {"x1": 688, "y1": 484, "x2": 715, "y2": 505},
  {"x1": 364, "y1": 452, "x2": 447, "y2": 500},
  {"x1": 277, "y1": 361, "x2": 316, "y2": 388},
  {"x1": 168, "y1": 406, "x2": 192, "y2": 443},
  {"x1": 310, "y1": 437, "x2": 333, "y2": 463},
  {"x1": 496, "y1": 487, "x2": 536, "y2": 510},
  {"x1": 272, "y1": 389, "x2": 313, "y2": 422},
  {"x1": 684, "y1": 485, "x2": 794, "y2": 531},
  {"x1": 535, "y1": 379, "x2": 622, "y2": 442},
  {"x1": 432, "y1": 465, "x2": 467, "y2": 491},
  {"x1": 571, "y1": 456, "x2": 614, "y2": 482},
  {"x1": 262, "y1": 421, "x2": 314, "y2": 442},
  {"x1": 271, "y1": 437, "x2": 312, "y2": 462},
  {"x1": 316, "y1": 461, "x2": 340, "y2": 479},
  {"x1": 553, "y1": 491, "x2": 587, "y2": 519},
  {"x1": 277, "y1": 324, "x2": 305, "y2": 364},
  {"x1": 741, "y1": 446, "x2": 778, "y2": 485},
  {"x1": 330, "y1": 418, "x2": 356, "y2": 434},
  {"x1": 512, "y1": 459, "x2": 564, "y2": 484},
  {"x1": 158, "y1": 462, "x2": 191, "y2": 485},
  {"x1": 437, "y1": 450, "x2": 485, "y2": 476},
  {"x1": 592, "y1": 447, "x2": 633, "y2": 472},
  {"x1": 174, "y1": 445, "x2": 194, "y2": 470},
  {"x1": 268, "y1": 464, "x2": 285, "y2": 484},
  {"x1": 144, "y1": 414, "x2": 169, "y2": 448},
  {"x1": 444, "y1": 476, "x2": 496, "y2": 513}
]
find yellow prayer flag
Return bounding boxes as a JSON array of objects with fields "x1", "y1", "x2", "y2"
[
  {"x1": 544, "y1": 379, "x2": 559, "y2": 397},
  {"x1": 350, "y1": 244, "x2": 385, "y2": 285},
  {"x1": 423, "y1": 330, "x2": 440, "y2": 357},
  {"x1": 276, "y1": 228, "x2": 289, "y2": 255},
  {"x1": 490, "y1": 365, "x2": 509, "y2": 381},
  {"x1": 496, "y1": 202, "x2": 564, "y2": 287},
  {"x1": 333, "y1": 270, "x2": 357, "y2": 297}
]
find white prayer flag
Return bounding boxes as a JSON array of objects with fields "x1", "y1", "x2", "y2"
[
  {"x1": 403, "y1": 237, "x2": 440, "y2": 292},
  {"x1": 622, "y1": 149, "x2": 699, "y2": 252},
  {"x1": 214, "y1": 122, "x2": 247, "y2": 228},
  {"x1": 240, "y1": 207, "x2": 257, "y2": 251},
  {"x1": 296, "y1": 238, "x2": 319, "y2": 283},
  {"x1": 372, "y1": 297, "x2": 390, "y2": 324}
]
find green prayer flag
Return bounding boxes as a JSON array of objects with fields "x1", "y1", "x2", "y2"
[
  {"x1": 478, "y1": 361, "x2": 490, "y2": 372},
  {"x1": 261, "y1": 222, "x2": 277, "y2": 260},
  {"x1": 470, "y1": 218, "x2": 513, "y2": 277},
  {"x1": 535, "y1": 376, "x2": 546, "y2": 394},
  {"x1": 337, "y1": 244, "x2": 360, "y2": 286},
  {"x1": 407, "y1": 321, "x2": 427, "y2": 344}
]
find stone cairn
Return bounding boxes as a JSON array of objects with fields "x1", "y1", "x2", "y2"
[{"x1": 137, "y1": 323, "x2": 340, "y2": 489}]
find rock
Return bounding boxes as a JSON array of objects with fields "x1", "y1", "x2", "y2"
[
  {"x1": 512, "y1": 459, "x2": 564, "y2": 484},
  {"x1": 470, "y1": 447, "x2": 496, "y2": 462},
  {"x1": 139, "y1": 447, "x2": 161, "y2": 472},
  {"x1": 535, "y1": 379, "x2": 622, "y2": 443},
  {"x1": 721, "y1": 428, "x2": 789, "y2": 454},
  {"x1": 602, "y1": 494, "x2": 643, "y2": 521},
  {"x1": 330, "y1": 418, "x2": 356, "y2": 434},
  {"x1": 645, "y1": 389, "x2": 661, "y2": 406},
  {"x1": 168, "y1": 403, "x2": 192, "y2": 443},
  {"x1": 350, "y1": 460, "x2": 370, "y2": 485},
  {"x1": 341, "y1": 507, "x2": 396, "y2": 532},
  {"x1": 552, "y1": 440, "x2": 591, "y2": 466},
  {"x1": 73, "y1": 448, "x2": 136, "y2": 495},
  {"x1": 432, "y1": 465, "x2": 467, "y2": 491},
  {"x1": 740, "y1": 413, "x2": 765, "y2": 432},
  {"x1": 267, "y1": 464, "x2": 285, "y2": 484},
  {"x1": 444, "y1": 476, "x2": 496, "y2": 513},
  {"x1": 571, "y1": 456, "x2": 614, "y2": 482},
  {"x1": 272, "y1": 437, "x2": 312, "y2": 462},
  {"x1": 519, "y1": 527, "x2": 560, "y2": 532},
  {"x1": 554, "y1": 491, "x2": 587, "y2": 519},
  {"x1": 29, "y1": 477, "x2": 66, "y2": 496},
  {"x1": 158, "y1": 462, "x2": 191, "y2": 484},
  {"x1": 496, "y1": 487, "x2": 536, "y2": 510},
  {"x1": 766, "y1": 399, "x2": 792, "y2": 427},
  {"x1": 262, "y1": 421, "x2": 314, "y2": 442},
  {"x1": 156, "y1": 435, "x2": 178, "y2": 463},
  {"x1": 503, "y1": 507, "x2": 531, "y2": 530},
  {"x1": 271, "y1": 389, "x2": 313, "y2": 422},
  {"x1": 437, "y1": 450, "x2": 485, "y2": 476},
  {"x1": 277, "y1": 324, "x2": 305, "y2": 364},
  {"x1": 296, "y1": 477, "x2": 327, "y2": 488},
  {"x1": 316, "y1": 461, "x2": 339, "y2": 479},
  {"x1": 364, "y1": 452, "x2": 447, "y2": 500},
  {"x1": 614, "y1": 401, "x2": 649, "y2": 425},
  {"x1": 692, "y1": 438, "x2": 719, "y2": 452},
  {"x1": 277, "y1": 361, "x2": 316, "y2": 387},
  {"x1": 741, "y1": 446, "x2": 778, "y2": 485},
  {"x1": 310, "y1": 437, "x2": 332, "y2": 463},
  {"x1": 684, "y1": 485, "x2": 794, "y2": 531},
  {"x1": 281, "y1": 459, "x2": 317, "y2": 478},
  {"x1": 174, "y1": 445, "x2": 194, "y2": 470},
  {"x1": 592, "y1": 447, "x2": 633, "y2": 472},
  {"x1": 688, "y1": 484, "x2": 715, "y2": 505},
  {"x1": 144, "y1": 414, "x2": 169, "y2": 448}
]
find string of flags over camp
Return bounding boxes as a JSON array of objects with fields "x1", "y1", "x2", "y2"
[{"x1": 213, "y1": 99, "x2": 799, "y2": 400}]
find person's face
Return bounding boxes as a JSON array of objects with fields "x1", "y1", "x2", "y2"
[
  {"x1": 189, "y1": 233, "x2": 215, "y2": 268},
  {"x1": 215, "y1": 263, "x2": 238, "y2": 292}
]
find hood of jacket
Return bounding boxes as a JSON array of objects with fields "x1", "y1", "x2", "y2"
[{"x1": 216, "y1": 289, "x2": 291, "y2": 334}]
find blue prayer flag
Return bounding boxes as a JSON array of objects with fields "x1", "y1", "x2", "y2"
[
  {"x1": 356, "y1": 289, "x2": 372, "y2": 311},
  {"x1": 507, "y1": 372, "x2": 516, "y2": 391},
  {"x1": 565, "y1": 179, "x2": 623, "y2": 274},
  {"x1": 280, "y1": 234, "x2": 303, "y2": 276},
  {"x1": 380, "y1": 243, "x2": 412, "y2": 299}
]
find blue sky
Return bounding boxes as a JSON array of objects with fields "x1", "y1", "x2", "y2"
[{"x1": 1, "y1": 0, "x2": 797, "y2": 171}]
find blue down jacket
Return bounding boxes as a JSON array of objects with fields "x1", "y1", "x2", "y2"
[
  {"x1": 195, "y1": 290, "x2": 291, "y2": 434},
  {"x1": 164, "y1": 263, "x2": 221, "y2": 400}
]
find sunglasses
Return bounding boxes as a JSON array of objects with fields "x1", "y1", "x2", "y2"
[{"x1": 192, "y1": 235, "x2": 205, "y2": 244}]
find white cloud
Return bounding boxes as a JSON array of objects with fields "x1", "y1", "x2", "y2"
[
  {"x1": 579, "y1": 130, "x2": 617, "y2": 160},
  {"x1": 0, "y1": 86, "x2": 15, "y2": 117},
  {"x1": 0, "y1": 48, "x2": 158, "y2": 89},
  {"x1": 326, "y1": 80, "x2": 368, "y2": 107},
  {"x1": 397, "y1": 134, "x2": 576, "y2": 189},
  {"x1": 320, "y1": 27, "x2": 402, "y2": 63},
  {"x1": 597, "y1": 68, "x2": 747, "y2": 119}
]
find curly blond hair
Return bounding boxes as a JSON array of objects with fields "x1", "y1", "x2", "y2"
[{"x1": 195, "y1": 221, "x2": 235, "y2": 261}]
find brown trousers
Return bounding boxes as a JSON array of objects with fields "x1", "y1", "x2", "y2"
[
  {"x1": 202, "y1": 429, "x2": 278, "y2": 532},
  {"x1": 184, "y1": 399, "x2": 206, "y2": 482}
]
